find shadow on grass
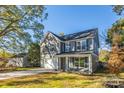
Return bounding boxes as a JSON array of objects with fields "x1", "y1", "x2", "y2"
[
  {"x1": 44, "y1": 76, "x2": 77, "y2": 81},
  {"x1": 0, "y1": 79, "x2": 46, "y2": 87}
]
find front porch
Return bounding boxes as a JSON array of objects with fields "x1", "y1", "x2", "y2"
[{"x1": 56, "y1": 54, "x2": 93, "y2": 74}]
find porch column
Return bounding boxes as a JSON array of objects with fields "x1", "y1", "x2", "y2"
[
  {"x1": 88, "y1": 55, "x2": 92, "y2": 74},
  {"x1": 58, "y1": 57, "x2": 60, "y2": 70},
  {"x1": 65, "y1": 57, "x2": 68, "y2": 71}
]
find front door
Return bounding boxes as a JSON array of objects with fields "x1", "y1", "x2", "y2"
[{"x1": 60, "y1": 57, "x2": 66, "y2": 71}]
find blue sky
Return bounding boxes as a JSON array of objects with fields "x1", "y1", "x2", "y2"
[{"x1": 43, "y1": 5, "x2": 121, "y2": 49}]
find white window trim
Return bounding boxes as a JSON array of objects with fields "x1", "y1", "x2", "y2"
[
  {"x1": 70, "y1": 41, "x2": 75, "y2": 51},
  {"x1": 82, "y1": 39, "x2": 87, "y2": 51},
  {"x1": 65, "y1": 42, "x2": 70, "y2": 52},
  {"x1": 76, "y1": 41, "x2": 82, "y2": 51}
]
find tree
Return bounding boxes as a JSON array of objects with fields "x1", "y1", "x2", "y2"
[
  {"x1": 59, "y1": 32, "x2": 64, "y2": 36},
  {"x1": 106, "y1": 6, "x2": 124, "y2": 76},
  {"x1": 112, "y1": 5, "x2": 124, "y2": 15},
  {"x1": 0, "y1": 49, "x2": 13, "y2": 58},
  {"x1": 108, "y1": 34, "x2": 124, "y2": 75},
  {"x1": 106, "y1": 18, "x2": 124, "y2": 46},
  {"x1": 99, "y1": 50, "x2": 109, "y2": 62},
  {"x1": 28, "y1": 43, "x2": 40, "y2": 67},
  {"x1": 0, "y1": 5, "x2": 47, "y2": 53},
  {"x1": 106, "y1": 5, "x2": 124, "y2": 45}
]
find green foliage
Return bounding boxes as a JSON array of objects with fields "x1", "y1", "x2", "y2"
[
  {"x1": 15, "y1": 67, "x2": 36, "y2": 71},
  {"x1": 59, "y1": 32, "x2": 64, "y2": 36},
  {"x1": 0, "y1": 72, "x2": 106, "y2": 88},
  {"x1": 106, "y1": 18, "x2": 124, "y2": 46},
  {"x1": 99, "y1": 50, "x2": 109, "y2": 62},
  {"x1": 106, "y1": 6, "x2": 124, "y2": 46},
  {"x1": 0, "y1": 61, "x2": 7, "y2": 67},
  {"x1": 28, "y1": 43, "x2": 40, "y2": 67},
  {"x1": 112, "y1": 5, "x2": 124, "y2": 15},
  {"x1": 106, "y1": 6, "x2": 124, "y2": 75},
  {"x1": 0, "y1": 5, "x2": 47, "y2": 53},
  {"x1": 0, "y1": 49, "x2": 13, "y2": 58}
]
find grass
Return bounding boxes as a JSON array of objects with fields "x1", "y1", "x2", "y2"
[
  {"x1": 0, "y1": 72, "x2": 111, "y2": 88},
  {"x1": 0, "y1": 72, "x2": 123, "y2": 88},
  {"x1": 0, "y1": 67, "x2": 39, "y2": 73},
  {"x1": 15, "y1": 67, "x2": 38, "y2": 71}
]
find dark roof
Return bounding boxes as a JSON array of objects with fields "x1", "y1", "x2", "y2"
[
  {"x1": 50, "y1": 28, "x2": 98, "y2": 41},
  {"x1": 49, "y1": 32, "x2": 65, "y2": 41}
]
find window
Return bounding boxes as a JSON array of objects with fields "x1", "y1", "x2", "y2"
[
  {"x1": 76, "y1": 41, "x2": 81, "y2": 51},
  {"x1": 57, "y1": 43, "x2": 59, "y2": 48},
  {"x1": 84, "y1": 57, "x2": 89, "y2": 68},
  {"x1": 79, "y1": 58, "x2": 85, "y2": 67},
  {"x1": 82, "y1": 40, "x2": 87, "y2": 51},
  {"x1": 69, "y1": 57, "x2": 75, "y2": 69},
  {"x1": 70, "y1": 41, "x2": 75, "y2": 51},
  {"x1": 68, "y1": 57, "x2": 89, "y2": 70},
  {"x1": 74, "y1": 57, "x2": 79, "y2": 67},
  {"x1": 87, "y1": 38, "x2": 93, "y2": 50},
  {"x1": 61, "y1": 43, "x2": 65, "y2": 52},
  {"x1": 65, "y1": 42, "x2": 70, "y2": 52}
]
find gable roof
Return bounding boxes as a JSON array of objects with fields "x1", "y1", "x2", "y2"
[
  {"x1": 41, "y1": 28, "x2": 99, "y2": 46},
  {"x1": 50, "y1": 28, "x2": 98, "y2": 41},
  {"x1": 61, "y1": 28, "x2": 98, "y2": 41}
]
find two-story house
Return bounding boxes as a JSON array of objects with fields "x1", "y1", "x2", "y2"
[{"x1": 40, "y1": 28, "x2": 99, "y2": 74}]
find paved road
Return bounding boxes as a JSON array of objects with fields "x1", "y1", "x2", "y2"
[{"x1": 0, "y1": 68, "x2": 56, "y2": 80}]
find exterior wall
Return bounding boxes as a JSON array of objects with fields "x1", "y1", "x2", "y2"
[
  {"x1": 40, "y1": 31, "x2": 99, "y2": 74},
  {"x1": 57, "y1": 53, "x2": 98, "y2": 74},
  {"x1": 91, "y1": 54, "x2": 99, "y2": 72},
  {"x1": 41, "y1": 54, "x2": 58, "y2": 70},
  {"x1": 7, "y1": 57, "x2": 23, "y2": 67},
  {"x1": 7, "y1": 55, "x2": 29, "y2": 67},
  {"x1": 40, "y1": 33, "x2": 60, "y2": 70},
  {"x1": 23, "y1": 55, "x2": 30, "y2": 67},
  {"x1": 57, "y1": 54, "x2": 93, "y2": 74},
  {"x1": 61, "y1": 38, "x2": 95, "y2": 53}
]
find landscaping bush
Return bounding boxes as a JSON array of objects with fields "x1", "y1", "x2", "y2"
[
  {"x1": 96, "y1": 62, "x2": 108, "y2": 73},
  {"x1": 0, "y1": 61, "x2": 7, "y2": 67},
  {"x1": 0, "y1": 61, "x2": 17, "y2": 72}
]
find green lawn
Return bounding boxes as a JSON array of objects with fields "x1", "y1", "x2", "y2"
[
  {"x1": 15, "y1": 67, "x2": 38, "y2": 71},
  {"x1": 0, "y1": 73, "x2": 124, "y2": 88},
  {"x1": 0, "y1": 72, "x2": 123, "y2": 88},
  {"x1": 0, "y1": 67, "x2": 39, "y2": 73}
]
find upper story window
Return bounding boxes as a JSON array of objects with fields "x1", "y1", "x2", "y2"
[
  {"x1": 70, "y1": 41, "x2": 75, "y2": 51},
  {"x1": 61, "y1": 43, "x2": 65, "y2": 52},
  {"x1": 82, "y1": 40, "x2": 87, "y2": 51},
  {"x1": 76, "y1": 41, "x2": 81, "y2": 51},
  {"x1": 65, "y1": 42, "x2": 70, "y2": 52},
  {"x1": 87, "y1": 38, "x2": 93, "y2": 50}
]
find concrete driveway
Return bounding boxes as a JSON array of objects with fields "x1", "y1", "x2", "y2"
[{"x1": 0, "y1": 68, "x2": 56, "y2": 80}]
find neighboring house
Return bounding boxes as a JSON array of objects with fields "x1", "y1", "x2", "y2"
[
  {"x1": 7, "y1": 53, "x2": 29, "y2": 67},
  {"x1": 40, "y1": 28, "x2": 99, "y2": 74}
]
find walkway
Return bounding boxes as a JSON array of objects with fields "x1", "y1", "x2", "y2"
[{"x1": 0, "y1": 68, "x2": 56, "y2": 80}]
